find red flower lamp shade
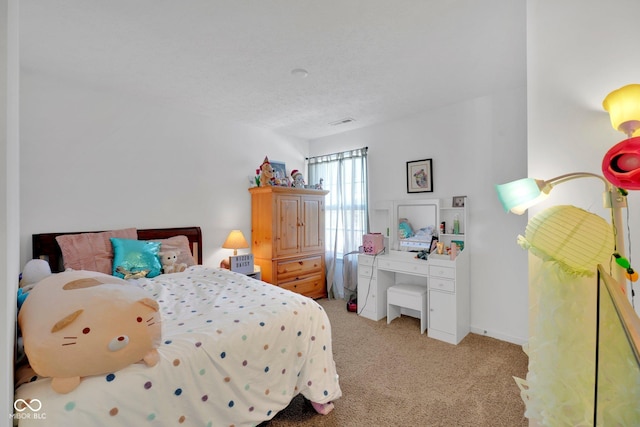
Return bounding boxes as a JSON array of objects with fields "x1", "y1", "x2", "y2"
[{"x1": 602, "y1": 136, "x2": 640, "y2": 190}]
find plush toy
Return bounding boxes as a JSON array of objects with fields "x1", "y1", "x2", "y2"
[
  {"x1": 159, "y1": 250, "x2": 187, "y2": 274},
  {"x1": 20, "y1": 259, "x2": 52, "y2": 292},
  {"x1": 18, "y1": 270, "x2": 161, "y2": 394},
  {"x1": 291, "y1": 169, "x2": 306, "y2": 188},
  {"x1": 17, "y1": 259, "x2": 53, "y2": 310},
  {"x1": 259, "y1": 156, "x2": 275, "y2": 186}
]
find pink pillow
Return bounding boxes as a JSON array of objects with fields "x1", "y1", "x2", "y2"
[
  {"x1": 56, "y1": 228, "x2": 138, "y2": 274},
  {"x1": 150, "y1": 235, "x2": 196, "y2": 267}
]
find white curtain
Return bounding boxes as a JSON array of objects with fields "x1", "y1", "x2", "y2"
[{"x1": 308, "y1": 148, "x2": 368, "y2": 299}]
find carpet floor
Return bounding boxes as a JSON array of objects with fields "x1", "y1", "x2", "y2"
[{"x1": 262, "y1": 298, "x2": 529, "y2": 427}]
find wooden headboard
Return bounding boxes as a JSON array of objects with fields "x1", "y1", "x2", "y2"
[{"x1": 32, "y1": 226, "x2": 203, "y2": 273}]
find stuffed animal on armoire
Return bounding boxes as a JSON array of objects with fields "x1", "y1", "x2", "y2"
[
  {"x1": 17, "y1": 269, "x2": 161, "y2": 394},
  {"x1": 291, "y1": 169, "x2": 306, "y2": 188},
  {"x1": 259, "y1": 156, "x2": 275, "y2": 186},
  {"x1": 159, "y1": 250, "x2": 187, "y2": 274}
]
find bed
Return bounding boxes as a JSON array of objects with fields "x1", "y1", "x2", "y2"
[{"x1": 14, "y1": 226, "x2": 341, "y2": 426}]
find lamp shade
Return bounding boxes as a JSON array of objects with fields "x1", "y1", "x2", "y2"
[
  {"x1": 495, "y1": 178, "x2": 548, "y2": 214},
  {"x1": 603, "y1": 84, "x2": 640, "y2": 137},
  {"x1": 518, "y1": 205, "x2": 614, "y2": 277},
  {"x1": 602, "y1": 136, "x2": 640, "y2": 190},
  {"x1": 222, "y1": 230, "x2": 249, "y2": 255}
]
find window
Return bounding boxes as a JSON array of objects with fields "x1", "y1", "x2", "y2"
[{"x1": 308, "y1": 147, "x2": 368, "y2": 298}]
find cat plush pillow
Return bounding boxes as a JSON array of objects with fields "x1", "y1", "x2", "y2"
[{"x1": 18, "y1": 270, "x2": 162, "y2": 394}]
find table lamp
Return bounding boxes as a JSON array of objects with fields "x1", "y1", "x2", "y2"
[
  {"x1": 221, "y1": 230, "x2": 254, "y2": 273},
  {"x1": 222, "y1": 230, "x2": 249, "y2": 255}
]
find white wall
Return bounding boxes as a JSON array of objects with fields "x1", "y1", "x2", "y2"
[
  {"x1": 309, "y1": 86, "x2": 530, "y2": 344},
  {"x1": 19, "y1": 71, "x2": 309, "y2": 269},
  {"x1": 527, "y1": 0, "x2": 640, "y2": 316}
]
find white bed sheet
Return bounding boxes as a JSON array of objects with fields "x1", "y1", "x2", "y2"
[{"x1": 14, "y1": 266, "x2": 341, "y2": 426}]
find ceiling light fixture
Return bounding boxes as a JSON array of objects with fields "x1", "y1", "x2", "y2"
[{"x1": 290, "y1": 68, "x2": 309, "y2": 78}]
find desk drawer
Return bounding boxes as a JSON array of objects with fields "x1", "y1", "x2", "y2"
[
  {"x1": 358, "y1": 254, "x2": 377, "y2": 266},
  {"x1": 378, "y1": 258, "x2": 429, "y2": 275},
  {"x1": 430, "y1": 277, "x2": 455, "y2": 293},
  {"x1": 276, "y1": 256, "x2": 322, "y2": 281},
  {"x1": 358, "y1": 264, "x2": 377, "y2": 279},
  {"x1": 429, "y1": 265, "x2": 455, "y2": 280}
]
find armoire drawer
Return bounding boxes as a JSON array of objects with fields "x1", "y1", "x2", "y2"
[
  {"x1": 276, "y1": 256, "x2": 322, "y2": 281},
  {"x1": 279, "y1": 275, "x2": 325, "y2": 298}
]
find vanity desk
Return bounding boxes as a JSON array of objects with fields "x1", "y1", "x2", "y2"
[
  {"x1": 357, "y1": 250, "x2": 469, "y2": 344},
  {"x1": 357, "y1": 197, "x2": 470, "y2": 345}
]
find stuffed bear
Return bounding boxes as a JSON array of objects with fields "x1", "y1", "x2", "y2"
[
  {"x1": 159, "y1": 250, "x2": 187, "y2": 274},
  {"x1": 259, "y1": 156, "x2": 275, "y2": 186},
  {"x1": 18, "y1": 270, "x2": 162, "y2": 394}
]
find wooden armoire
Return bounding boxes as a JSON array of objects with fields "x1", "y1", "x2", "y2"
[{"x1": 249, "y1": 186, "x2": 329, "y2": 299}]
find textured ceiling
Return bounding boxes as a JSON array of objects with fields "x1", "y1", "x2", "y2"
[{"x1": 19, "y1": 0, "x2": 526, "y2": 140}]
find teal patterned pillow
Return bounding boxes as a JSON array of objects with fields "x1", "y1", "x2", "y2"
[
  {"x1": 110, "y1": 238, "x2": 162, "y2": 279},
  {"x1": 398, "y1": 218, "x2": 415, "y2": 239}
]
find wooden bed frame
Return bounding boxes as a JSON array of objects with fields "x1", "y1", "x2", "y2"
[{"x1": 32, "y1": 226, "x2": 203, "y2": 273}]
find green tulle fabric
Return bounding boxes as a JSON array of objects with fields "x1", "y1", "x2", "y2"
[
  {"x1": 517, "y1": 235, "x2": 597, "y2": 278},
  {"x1": 512, "y1": 206, "x2": 636, "y2": 426}
]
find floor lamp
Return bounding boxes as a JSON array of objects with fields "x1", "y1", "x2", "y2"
[
  {"x1": 497, "y1": 83, "x2": 640, "y2": 293},
  {"x1": 496, "y1": 84, "x2": 640, "y2": 426},
  {"x1": 496, "y1": 172, "x2": 628, "y2": 285}
]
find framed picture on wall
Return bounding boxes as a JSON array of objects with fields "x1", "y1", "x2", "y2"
[
  {"x1": 406, "y1": 158, "x2": 433, "y2": 193},
  {"x1": 270, "y1": 161, "x2": 287, "y2": 185},
  {"x1": 452, "y1": 196, "x2": 466, "y2": 207}
]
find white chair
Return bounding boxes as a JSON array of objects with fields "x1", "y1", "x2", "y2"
[{"x1": 387, "y1": 283, "x2": 428, "y2": 334}]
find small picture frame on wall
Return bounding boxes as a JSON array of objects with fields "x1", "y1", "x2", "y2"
[
  {"x1": 452, "y1": 196, "x2": 466, "y2": 207},
  {"x1": 406, "y1": 158, "x2": 433, "y2": 193},
  {"x1": 270, "y1": 161, "x2": 287, "y2": 185}
]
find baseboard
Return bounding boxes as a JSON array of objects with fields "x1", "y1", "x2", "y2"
[{"x1": 470, "y1": 326, "x2": 527, "y2": 346}]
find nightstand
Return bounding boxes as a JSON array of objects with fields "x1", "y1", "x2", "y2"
[
  {"x1": 246, "y1": 266, "x2": 261, "y2": 281},
  {"x1": 219, "y1": 263, "x2": 261, "y2": 281}
]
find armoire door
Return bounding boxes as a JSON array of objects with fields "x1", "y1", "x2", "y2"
[
  {"x1": 300, "y1": 196, "x2": 325, "y2": 253},
  {"x1": 275, "y1": 195, "x2": 301, "y2": 256}
]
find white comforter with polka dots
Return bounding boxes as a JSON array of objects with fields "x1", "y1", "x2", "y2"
[{"x1": 15, "y1": 266, "x2": 341, "y2": 426}]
